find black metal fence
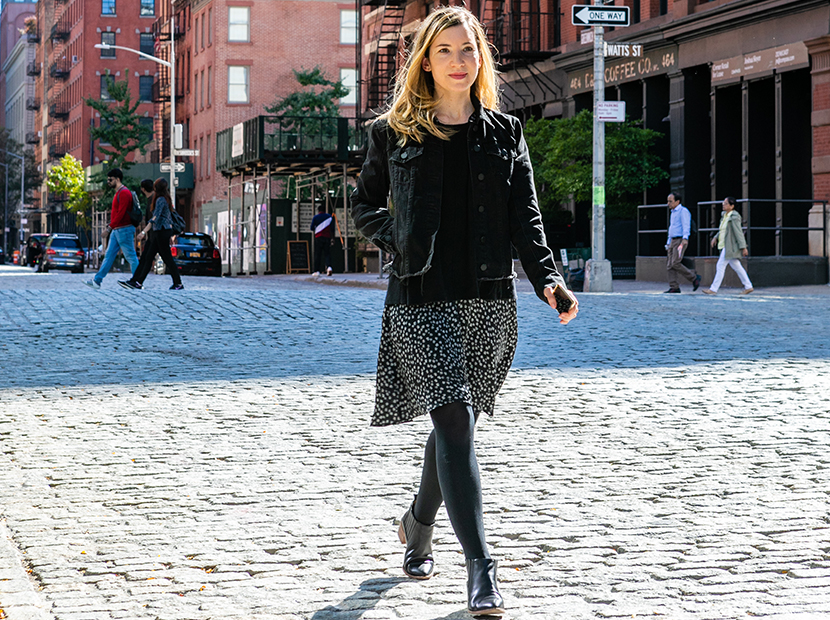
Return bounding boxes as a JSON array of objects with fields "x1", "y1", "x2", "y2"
[
  {"x1": 215, "y1": 116, "x2": 367, "y2": 173},
  {"x1": 638, "y1": 199, "x2": 828, "y2": 258}
]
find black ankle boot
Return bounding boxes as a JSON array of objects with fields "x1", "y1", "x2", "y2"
[
  {"x1": 466, "y1": 558, "x2": 504, "y2": 616},
  {"x1": 397, "y1": 498, "x2": 434, "y2": 579}
]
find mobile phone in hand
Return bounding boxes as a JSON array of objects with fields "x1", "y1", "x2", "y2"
[{"x1": 552, "y1": 284, "x2": 574, "y2": 314}]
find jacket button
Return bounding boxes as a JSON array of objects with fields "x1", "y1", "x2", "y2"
[
  {"x1": 480, "y1": 263, "x2": 487, "y2": 271},
  {"x1": 478, "y1": 205, "x2": 485, "y2": 213},
  {"x1": 478, "y1": 173, "x2": 485, "y2": 181},
  {"x1": 401, "y1": 152, "x2": 408, "y2": 159},
  {"x1": 474, "y1": 144, "x2": 481, "y2": 152},
  {"x1": 480, "y1": 236, "x2": 486, "y2": 244}
]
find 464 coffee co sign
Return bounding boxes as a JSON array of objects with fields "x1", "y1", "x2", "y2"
[{"x1": 567, "y1": 46, "x2": 678, "y2": 95}]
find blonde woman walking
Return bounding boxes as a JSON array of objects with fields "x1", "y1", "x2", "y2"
[{"x1": 350, "y1": 6, "x2": 578, "y2": 615}]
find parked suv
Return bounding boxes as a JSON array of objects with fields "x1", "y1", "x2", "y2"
[
  {"x1": 154, "y1": 232, "x2": 221, "y2": 276},
  {"x1": 42, "y1": 234, "x2": 85, "y2": 273}
]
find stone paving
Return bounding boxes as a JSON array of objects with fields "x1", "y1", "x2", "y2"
[{"x1": 0, "y1": 266, "x2": 829, "y2": 620}]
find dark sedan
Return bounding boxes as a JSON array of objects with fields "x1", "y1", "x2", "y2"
[{"x1": 154, "y1": 232, "x2": 221, "y2": 276}]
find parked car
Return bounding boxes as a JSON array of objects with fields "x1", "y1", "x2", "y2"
[
  {"x1": 21, "y1": 234, "x2": 50, "y2": 266},
  {"x1": 42, "y1": 233, "x2": 85, "y2": 273},
  {"x1": 153, "y1": 232, "x2": 221, "y2": 276}
]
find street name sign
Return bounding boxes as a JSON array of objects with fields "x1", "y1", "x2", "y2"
[
  {"x1": 174, "y1": 149, "x2": 200, "y2": 157},
  {"x1": 604, "y1": 42, "x2": 642, "y2": 57},
  {"x1": 160, "y1": 162, "x2": 186, "y2": 172},
  {"x1": 572, "y1": 5, "x2": 630, "y2": 27}
]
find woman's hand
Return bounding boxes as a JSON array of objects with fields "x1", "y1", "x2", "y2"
[
  {"x1": 544, "y1": 286, "x2": 579, "y2": 325},
  {"x1": 711, "y1": 237, "x2": 717, "y2": 249},
  {"x1": 742, "y1": 248, "x2": 748, "y2": 257}
]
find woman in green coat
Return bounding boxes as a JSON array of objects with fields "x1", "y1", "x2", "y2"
[{"x1": 703, "y1": 196, "x2": 754, "y2": 295}]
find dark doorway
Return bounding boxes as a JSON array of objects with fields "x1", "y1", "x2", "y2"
[
  {"x1": 683, "y1": 65, "x2": 712, "y2": 255},
  {"x1": 781, "y1": 68, "x2": 812, "y2": 255},
  {"x1": 714, "y1": 85, "x2": 742, "y2": 200},
  {"x1": 748, "y1": 77, "x2": 776, "y2": 256}
]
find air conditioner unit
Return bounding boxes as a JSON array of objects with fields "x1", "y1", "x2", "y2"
[
  {"x1": 71, "y1": 55, "x2": 78, "y2": 64},
  {"x1": 37, "y1": 130, "x2": 42, "y2": 137}
]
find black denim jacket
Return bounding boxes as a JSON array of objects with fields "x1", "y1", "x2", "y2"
[{"x1": 350, "y1": 101, "x2": 565, "y2": 303}]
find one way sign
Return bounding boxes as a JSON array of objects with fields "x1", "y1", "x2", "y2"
[{"x1": 572, "y1": 4, "x2": 630, "y2": 27}]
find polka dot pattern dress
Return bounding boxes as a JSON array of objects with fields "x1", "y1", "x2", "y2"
[{"x1": 371, "y1": 298, "x2": 518, "y2": 427}]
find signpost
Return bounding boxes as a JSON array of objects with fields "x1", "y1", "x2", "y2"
[
  {"x1": 572, "y1": 3, "x2": 631, "y2": 293},
  {"x1": 174, "y1": 149, "x2": 200, "y2": 157}
]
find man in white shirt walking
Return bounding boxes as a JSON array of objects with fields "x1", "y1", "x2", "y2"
[{"x1": 665, "y1": 192, "x2": 701, "y2": 293}]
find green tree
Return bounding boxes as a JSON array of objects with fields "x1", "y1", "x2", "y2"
[
  {"x1": 524, "y1": 110, "x2": 668, "y2": 220},
  {"x1": 266, "y1": 67, "x2": 349, "y2": 117},
  {"x1": 46, "y1": 154, "x2": 93, "y2": 242},
  {"x1": 84, "y1": 72, "x2": 153, "y2": 208},
  {"x1": 267, "y1": 67, "x2": 350, "y2": 201}
]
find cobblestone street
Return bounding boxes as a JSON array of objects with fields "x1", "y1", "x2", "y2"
[{"x1": 1, "y1": 267, "x2": 829, "y2": 620}]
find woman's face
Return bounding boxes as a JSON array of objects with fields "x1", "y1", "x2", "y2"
[
  {"x1": 422, "y1": 24, "x2": 481, "y2": 98},
  {"x1": 722, "y1": 199, "x2": 734, "y2": 212}
]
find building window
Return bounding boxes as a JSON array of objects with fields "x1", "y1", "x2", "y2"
[
  {"x1": 228, "y1": 65, "x2": 248, "y2": 103},
  {"x1": 100, "y1": 75, "x2": 113, "y2": 100},
  {"x1": 340, "y1": 10, "x2": 357, "y2": 45},
  {"x1": 194, "y1": 15, "x2": 199, "y2": 52},
  {"x1": 200, "y1": 69, "x2": 204, "y2": 109},
  {"x1": 140, "y1": 0, "x2": 154, "y2": 16},
  {"x1": 659, "y1": 0, "x2": 668, "y2": 15},
  {"x1": 199, "y1": 136, "x2": 204, "y2": 178},
  {"x1": 207, "y1": 66, "x2": 212, "y2": 106},
  {"x1": 100, "y1": 32, "x2": 116, "y2": 57},
  {"x1": 340, "y1": 68, "x2": 357, "y2": 105},
  {"x1": 102, "y1": 0, "x2": 116, "y2": 16},
  {"x1": 139, "y1": 117, "x2": 153, "y2": 141},
  {"x1": 208, "y1": 8, "x2": 212, "y2": 45},
  {"x1": 201, "y1": 12, "x2": 205, "y2": 49},
  {"x1": 206, "y1": 133, "x2": 210, "y2": 175},
  {"x1": 139, "y1": 76, "x2": 154, "y2": 102},
  {"x1": 228, "y1": 7, "x2": 249, "y2": 42},
  {"x1": 194, "y1": 73, "x2": 198, "y2": 111},
  {"x1": 140, "y1": 33, "x2": 154, "y2": 57}
]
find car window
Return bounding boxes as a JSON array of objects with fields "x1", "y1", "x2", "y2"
[
  {"x1": 177, "y1": 236, "x2": 214, "y2": 248},
  {"x1": 49, "y1": 238, "x2": 82, "y2": 249}
]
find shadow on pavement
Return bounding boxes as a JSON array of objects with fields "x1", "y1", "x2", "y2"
[{"x1": 310, "y1": 577, "x2": 404, "y2": 619}]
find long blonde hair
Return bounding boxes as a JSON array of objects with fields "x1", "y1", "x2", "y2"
[{"x1": 380, "y1": 6, "x2": 499, "y2": 145}]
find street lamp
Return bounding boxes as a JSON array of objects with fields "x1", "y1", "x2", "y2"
[
  {"x1": 1, "y1": 149, "x2": 24, "y2": 257},
  {"x1": 94, "y1": 17, "x2": 177, "y2": 210}
]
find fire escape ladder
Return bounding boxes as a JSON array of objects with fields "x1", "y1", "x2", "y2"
[{"x1": 366, "y1": 0, "x2": 405, "y2": 112}]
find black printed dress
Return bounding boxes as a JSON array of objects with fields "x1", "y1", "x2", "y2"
[{"x1": 371, "y1": 122, "x2": 518, "y2": 427}]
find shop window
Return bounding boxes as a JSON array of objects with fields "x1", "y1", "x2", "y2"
[{"x1": 140, "y1": 0, "x2": 154, "y2": 16}]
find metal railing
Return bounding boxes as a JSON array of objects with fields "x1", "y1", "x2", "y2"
[
  {"x1": 216, "y1": 116, "x2": 367, "y2": 173},
  {"x1": 637, "y1": 199, "x2": 828, "y2": 258}
]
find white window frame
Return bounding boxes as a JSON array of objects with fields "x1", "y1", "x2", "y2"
[
  {"x1": 227, "y1": 65, "x2": 249, "y2": 103},
  {"x1": 228, "y1": 7, "x2": 250, "y2": 42},
  {"x1": 340, "y1": 68, "x2": 357, "y2": 105},
  {"x1": 340, "y1": 10, "x2": 357, "y2": 45}
]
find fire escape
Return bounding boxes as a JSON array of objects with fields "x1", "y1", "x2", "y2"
[
  {"x1": 47, "y1": 10, "x2": 71, "y2": 164},
  {"x1": 151, "y1": 6, "x2": 185, "y2": 163},
  {"x1": 361, "y1": 0, "x2": 406, "y2": 115},
  {"x1": 478, "y1": 0, "x2": 562, "y2": 110}
]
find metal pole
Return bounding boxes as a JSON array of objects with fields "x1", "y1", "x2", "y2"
[
  {"x1": 584, "y1": 24, "x2": 613, "y2": 292},
  {"x1": 169, "y1": 17, "x2": 176, "y2": 210},
  {"x1": 3, "y1": 162, "x2": 7, "y2": 256}
]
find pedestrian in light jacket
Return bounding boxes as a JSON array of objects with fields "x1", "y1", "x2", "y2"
[{"x1": 704, "y1": 196, "x2": 753, "y2": 295}]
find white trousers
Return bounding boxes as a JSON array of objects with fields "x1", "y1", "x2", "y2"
[{"x1": 710, "y1": 248, "x2": 753, "y2": 292}]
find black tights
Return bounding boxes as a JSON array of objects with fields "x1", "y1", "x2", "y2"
[{"x1": 413, "y1": 401, "x2": 489, "y2": 560}]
